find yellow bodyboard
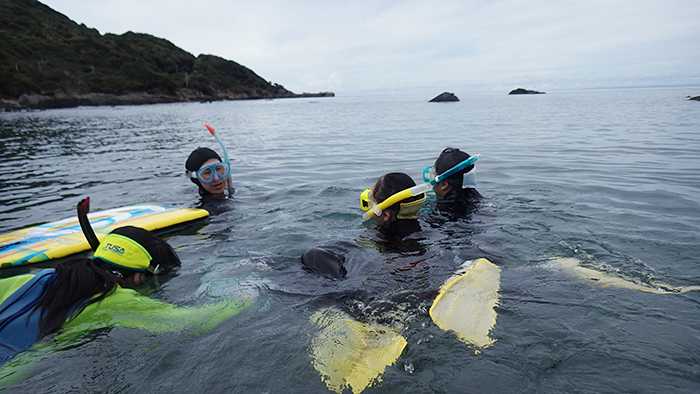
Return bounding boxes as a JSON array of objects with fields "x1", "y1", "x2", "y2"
[{"x1": 0, "y1": 204, "x2": 208, "y2": 267}]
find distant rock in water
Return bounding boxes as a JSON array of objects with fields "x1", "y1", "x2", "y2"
[
  {"x1": 430, "y1": 92, "x2": 459, "y2": 102},
  {"x1": 509, "y1": 88, "x2": 545, "y2": 95},
  {"x1": 689, "y1": 95, "x2": 700, "y2": 101}
]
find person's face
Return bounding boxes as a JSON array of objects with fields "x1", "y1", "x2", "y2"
[
  {"x1": 199, "y1": 158, "x2": 227, "y2": 195},
  {"x1": 432, "y1": 181, "x2": 451, "y2": 198},
  {"x1": 431, "y1": 160, "x2": 451, "y2": 197}
]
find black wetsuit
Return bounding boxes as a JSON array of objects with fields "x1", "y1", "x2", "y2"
[
  {"x1": 301, "y1": 219, "x2": 427, "y2": 279},
  {"x1": 435, "y1": 187, "x2": 483, "y2": 220}
]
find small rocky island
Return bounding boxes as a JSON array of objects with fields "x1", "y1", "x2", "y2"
[
  {"x1": 509, "y1": 88, "x2": 545, "y2": 95},
  {"x1": 430, "y1": 92, "x2": 459, "y2": 102},
  {"x1": 689, "y1": 96, "x2": 700, "y2": 101}
]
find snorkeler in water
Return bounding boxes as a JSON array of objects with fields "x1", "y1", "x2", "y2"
[
  {"x1": 301, "y1": 173, "x2": 428, "y2": 278},
  {"x1": 0, "y1": 223, "x2": 248, "y2": 365},
  {"x1": 428, "y1": 148, "x2": 483, "y2": 201},
  {"x1": 360, "y1": 172, "x2": 428, "y2": 253},
  {"x1": 185, "y1": 147, "x2": 234, "y2": 197},
  {"x1": 424, "y1": 148, "x2": 484, "y2": 220}
]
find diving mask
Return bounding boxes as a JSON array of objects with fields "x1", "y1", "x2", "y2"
[
  {"x1": 360, "y1": 189, "x2": 373, "y2": 211},
  {"x1": 188, "y1": 162, "x2": 230, "y2": 184}
]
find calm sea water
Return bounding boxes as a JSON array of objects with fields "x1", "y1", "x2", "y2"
[{"x1": 1, "y1": 87, "x2": 699, "y2": 393}]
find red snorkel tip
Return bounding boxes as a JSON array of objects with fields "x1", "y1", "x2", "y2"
[
  {"x1": 77, "y1": 196, "x2": 90, "y2": 217},
  {"x1": 205, "y1": 124, "x2": 216, "y2": 135}
]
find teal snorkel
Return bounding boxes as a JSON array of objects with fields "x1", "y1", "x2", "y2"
[
  {"x1": 205, "y1": 124, "x2": 235, "y2": 197},
  {"x1": 423, "y1": 154, "x2": 479, "y2": 185}
]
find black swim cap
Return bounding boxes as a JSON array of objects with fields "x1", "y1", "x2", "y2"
[
  {"x1": 185, "y1": 148, "x2": 224, "y2": 194},
  {"x1": 301, "y1": 248, "x2": 347, "y2": 278},
  {"x1": 185, "y1": 148, "x2": 222, "y2": 172}
]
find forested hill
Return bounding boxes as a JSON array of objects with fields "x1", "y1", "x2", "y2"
[{"x1": 0, "y1": 0, "x2": 332, "y2": 110}]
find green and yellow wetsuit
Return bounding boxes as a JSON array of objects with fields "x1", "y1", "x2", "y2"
[{"x1": 0, "y1": 271, "x2": 250, "y2": 385}]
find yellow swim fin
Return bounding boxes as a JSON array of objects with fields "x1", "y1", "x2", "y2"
[
  {"x1": 309, "y1": 307, "x2": 407, "y2": 394},
  {"x1": 549, "y1": 257, "x2": 700, "y2": 294},
  {"x1": 429, "y1": 258, "x2": 501, "y2": 348}
]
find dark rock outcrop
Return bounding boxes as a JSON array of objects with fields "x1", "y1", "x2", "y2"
[
  {"x1": 689, "y1": 95, "x2": 700, "y2": 101},
  {"x1": 509, "y1": 88, "x2": 545, "y2": 95},
  {"x1": 430, "y1": 92, "x2": 459, "y2": 102}
]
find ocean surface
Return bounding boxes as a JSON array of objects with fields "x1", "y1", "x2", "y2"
[{"x1": 1, "y1": 87, "x2": 699, "y2": 393}]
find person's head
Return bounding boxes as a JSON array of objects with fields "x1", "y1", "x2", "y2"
[
  {"x1": 93, "y1": 225, "x2": 181, "y2": 286},
  {"x1": 364, "y1": 172, "x2": 426, "y2": 224},
  {"x1": 433, "y1": 147, "x2": 475, "y2": 197},
  {"x1": 185, "y1": 147, "x2": 229, "y2": 196}
]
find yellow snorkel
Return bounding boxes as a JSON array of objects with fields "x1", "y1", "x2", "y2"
[{"x1": 360, "y1": 183, "x2": 431, "y2": 221}]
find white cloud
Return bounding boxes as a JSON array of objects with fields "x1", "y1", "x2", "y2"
[
  {"x1": 39, "y1": 0, "x2": 700, "y2": 94},
  {"x1": 299, "y1": 73, "x2": 343, "y2": 93}
]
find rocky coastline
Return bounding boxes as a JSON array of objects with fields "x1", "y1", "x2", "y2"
[
  {"x1": 0, "y1": 90, "x2": 335, "y2": 111},
  {"x1": 0, "y1": 0, "x2": 335, "y2": 112}
]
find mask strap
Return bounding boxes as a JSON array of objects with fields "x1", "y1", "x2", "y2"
[
  {"x1": 397, "y1": 195, "x2": 427, "y2": 219},
  {"x1": 462, "y1": 168, "x2": 477, "y2": 189}
]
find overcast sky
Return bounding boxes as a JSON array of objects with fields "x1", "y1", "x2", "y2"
[{"x1": 40, "y1": 0, "x2": 700, "y2": 95}]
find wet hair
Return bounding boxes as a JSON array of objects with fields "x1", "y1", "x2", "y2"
[
  {"x1": 434, "y1": 147, "x2": 473, "y2": 189},
  {"x1": 32, "y1": 226, "x2": 179, "y2": 339},
  {"x1": 185, "y1": 147, "x2": 222, "y2": 195},
  {"x1": 372, "y1": 172, "x2": 424, "y2": 216},
  {"x1": 34, "y1": 259, "x2": 118, "y2": 339}
]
